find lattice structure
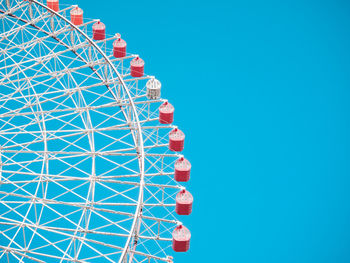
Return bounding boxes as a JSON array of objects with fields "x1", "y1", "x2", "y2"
[{"x1": 0, "y1": 1, "x2": 192, "y2": 262}]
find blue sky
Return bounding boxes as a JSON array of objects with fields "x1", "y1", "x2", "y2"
[{"x1": 76, "y1": 0, "x2": 350, "y2": 262}]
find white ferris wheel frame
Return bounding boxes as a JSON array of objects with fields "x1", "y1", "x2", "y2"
[{"x1": 0, "y1": 0, "x2": 186, "y2": 262}]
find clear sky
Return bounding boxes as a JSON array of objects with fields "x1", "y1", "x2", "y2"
[{"x1": 74, "y1": 0, "x2": 350, "y2": 262}]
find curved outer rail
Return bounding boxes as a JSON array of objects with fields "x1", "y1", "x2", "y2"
[{"x1": 2, "y1": 1, "x2": 146, "y2": 262}]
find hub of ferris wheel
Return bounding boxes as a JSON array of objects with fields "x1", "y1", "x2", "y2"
[{"x1": 0, "y1": 0, "x2": 193, "y2": 262}]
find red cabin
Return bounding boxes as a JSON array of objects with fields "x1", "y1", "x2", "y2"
[
  {"x1": 169, "y1": 128, "x2": 185, "y2": 152},
  {"x1": 92, "y1": 21, "x2": 106, "y2": 41},
  {"x1": 47, "y1": 0, "x2": 59, "y2": 11},
  {"x1": 174, "y1": 157, "x2": 191, "y2": 182},
  {"x1": 113, "y1": 38, "x2": 127, "y2": 58},
  {"x1": 159, "y1": 102, "x2": 174, "y2": 124},
  {"x1": 70, "y1": 7, "x2": 83, "y2": 26},
  {"x1": 172, "y1": 225, "x2": 191, "y2": 252},
  {"x1": 130, "y1": 57, "x2": 144, "y2": 77},
  {"x1": 176, "y1": 189, "x2": 193, "y2": 215}
]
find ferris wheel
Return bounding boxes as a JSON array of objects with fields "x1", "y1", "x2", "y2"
[{"x1": 0, "y1": 0, "x2": 193, "y2": 262}]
